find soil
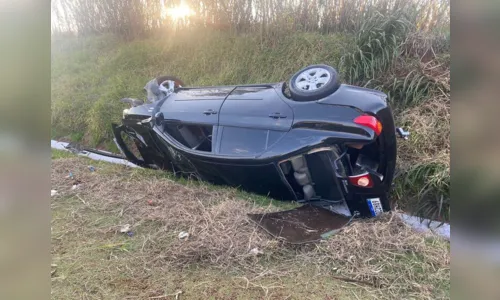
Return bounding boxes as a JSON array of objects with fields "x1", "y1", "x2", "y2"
[{"x1": 248, "y1": 205, "x2": 350, "y2": 244}]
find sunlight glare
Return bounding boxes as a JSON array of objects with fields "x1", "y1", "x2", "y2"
[{"x1": 164, "y1": 3, "x2": 194, "y2": 21}]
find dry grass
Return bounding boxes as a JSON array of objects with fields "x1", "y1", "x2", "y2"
[
  {"x1": 302, "y1": 216, "x2": 450, "y2": 298},
  {"x1": 51, "y1": 154, "x2": 450, "y2": 299},
  {"x1": 377, "y1": 41, "x2": 451, "y2": 221},
  {"x1": 393, "y1": 73, "x2": 450, "y2": 221},
  {"x1": 396, "y1": 96, "x2": 450, "y2": 168}
]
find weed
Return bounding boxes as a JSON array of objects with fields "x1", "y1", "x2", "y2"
[
  {"x1": 52, "y1": 149, "x2": 75, "y2": 159},
  {"x1": 340, "y1": 10, "x2": 412, "y2": 84},
  {"x1": 394, "y1": 162, "x2": 450, "y2": 221}
]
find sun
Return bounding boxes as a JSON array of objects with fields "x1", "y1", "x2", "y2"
[{"x1": 163, "y1": 2, "x2": 194, "y2": 21}]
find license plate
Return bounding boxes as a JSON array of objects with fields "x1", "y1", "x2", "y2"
[{"x1": 367, "y1": 198, "x2": 383, "y2": 217}]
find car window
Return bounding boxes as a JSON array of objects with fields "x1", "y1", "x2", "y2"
[
  {"x1": 163, "y1": 123, "x2": 213, "y2": 152},
  {"x1": 219, "y1": 127, "x2": 267, "y2": 155}
]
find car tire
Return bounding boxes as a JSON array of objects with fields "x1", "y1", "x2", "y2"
[
  {"x1": 156, "y1": 75, "x2": 185, "y2": 88},
  {"x1": 288, "y1": 64, "x2": 340, "y2": 101}
]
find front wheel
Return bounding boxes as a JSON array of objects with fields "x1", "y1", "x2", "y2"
[{"x1": 288, "y1": 64, "x2": 340, "y2": 101}]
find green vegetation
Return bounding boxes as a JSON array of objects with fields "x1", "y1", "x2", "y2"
[
  {"x1": 51, "y1": 149, "x2": 75, "y2": 159},
  {"x1": 340, "y1": 10, "x2": 411, "y2": 84}
]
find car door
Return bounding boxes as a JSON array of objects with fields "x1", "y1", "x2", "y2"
[
  {"x1": 160, "y1": 87, "x2": 234, "y2": 125},
  {"x1": 155, "y1": 87, "x2": 233, "y2": 171},
  {"x1": 154, "y1": 85, "x2": 296, "y2": 199},
  {"x1": 216, "y1": 86, "x2": 294, "y2": 156}
]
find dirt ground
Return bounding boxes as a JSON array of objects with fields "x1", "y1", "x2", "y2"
[
  {"x1": 51, "y1": 151, "x2": 450, "y2": 299},
  {"x1": 248, "y1": 205, "x2": 350, "y2": 244}
]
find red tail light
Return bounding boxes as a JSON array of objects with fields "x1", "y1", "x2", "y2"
[
  {"x1": 354, "y1": 115, "x2": 383, "y2": 135},
  {"x1": 348, "y1": 173, "x2": 374, "y2": 188}
]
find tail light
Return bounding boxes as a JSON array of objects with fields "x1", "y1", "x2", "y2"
[
  {"x1": 354, "y1": 115, "x2": 383, "y2": 135},
  {"x1": 348, "y1": 173, "x2": 374, "y2": 188}
]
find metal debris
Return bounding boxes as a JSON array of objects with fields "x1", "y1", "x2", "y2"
[
  {"x1": 249, "y1": 247, "x2": 264, "y2": 256},
  {"x1": 120, "y1": 224, "x2": 131, "y2": 233},
  {"x1": 178, "y1": 231, "x2": 189, "y2": 240}
]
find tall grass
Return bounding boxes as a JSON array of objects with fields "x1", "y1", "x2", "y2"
[
  {"x1": 394, "y1": 162, "x2": 450, "y2": 222},
  {"x1": 340, "y1": 6, "x2": 450, "y2": 108},
  {"x1": 340, "y1": 10, "x2": 411, "y2": 84},
  {"x1": 52, "y1": 0, "x2": 449, "y2": 37}
]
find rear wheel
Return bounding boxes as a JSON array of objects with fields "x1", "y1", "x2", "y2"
[
  {"x1": 156, "y1": 75, "x2": 185, "y2": 88},
  {"x1": 288, "y1": 64, "x2": 340, "y2": 101}
]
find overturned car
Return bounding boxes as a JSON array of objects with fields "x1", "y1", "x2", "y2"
[{"x1": 113, "y1": 65, "x2": 399, "y2": 218}]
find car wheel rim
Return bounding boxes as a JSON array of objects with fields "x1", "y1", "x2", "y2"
[
  {"x1": 295, "y1": 67, "x2": 331, "y2": 91},
  {"x1": 160, "y1": 80, "x2": 183, "y2": 88}
]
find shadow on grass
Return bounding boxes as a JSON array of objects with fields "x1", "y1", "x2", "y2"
[{"x1": 52, "y1": 149, "x2": 298, "y2": 210}]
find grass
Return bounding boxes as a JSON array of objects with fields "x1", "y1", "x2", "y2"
[
  {"x1": 392, "y1": 93, "x2": 450, "y2": 220},
  {"x1": 394, "y1": 162, "x2": 450, "y2": 222},
  {"x1": 51, "y1": 149, "x2": 75, "y2": 159},
  {"x1": 51, "y1": 152, "x2": 450, "y2": 299},
  {"x1": 339, "y1": 10, "x2": 411, "y2": 84},
  {"x1": 134, "y1": 166, "x2": 299, "y2": 210}
]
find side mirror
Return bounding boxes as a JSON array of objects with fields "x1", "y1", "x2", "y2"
[{"x1": 154, "y1": 112, "x2": 164, "y2": 126}]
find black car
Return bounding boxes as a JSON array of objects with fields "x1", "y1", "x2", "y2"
[{"x1": 113, "y1": 65, "x2": 398, "y2": 218}]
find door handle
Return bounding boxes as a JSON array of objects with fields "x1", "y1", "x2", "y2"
[
  {"x1": 203, "y1": 109, "x2": 217, "y2": 115},
  {"x1": 269, "y1": 112, "x2": 287, "y2": 119}
]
